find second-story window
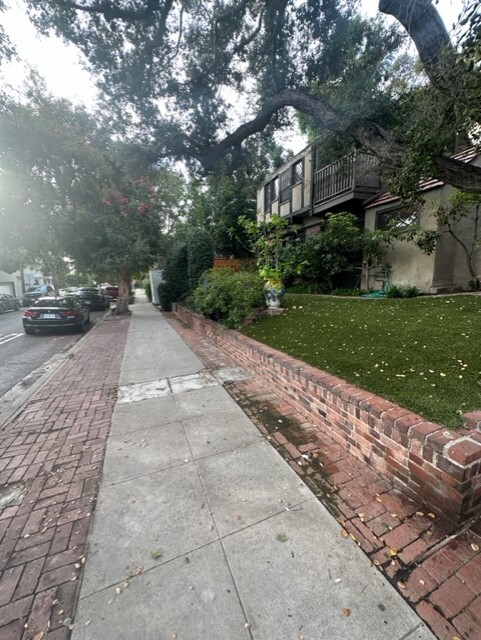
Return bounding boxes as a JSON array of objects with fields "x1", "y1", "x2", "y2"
[
  {"x1": 279, "y1": 169, "x2": 291, "y2": 203},
  {"x1": 264, "y1": 183, "x2": 272, "y2": 213},
  {"x1": 272, "y1": 176, "x2": 279, "y2": 201},
  {"x1": 292, "y1": 160, "x2": 303, "y2": 184}
]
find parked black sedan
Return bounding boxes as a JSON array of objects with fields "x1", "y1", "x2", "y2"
[
  {"x1": 0, "y1": 293, "x2": 20, "y2": 313},
  {"x1": 74, "y1": 288, "x2": 110, "y2": 311},
  {"x1": 22, "y1": 296, "x2": 90, "y2": 335}
]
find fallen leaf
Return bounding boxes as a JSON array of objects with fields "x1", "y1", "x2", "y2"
[
  {"x1": 397, "y1": 581, "x2": 407, "y2": 590},
  {"x1": 276, "y1": 533, "x2": 288, "y2": 543},
  {"x1": 32, "y1": 633, "x2": 45, "y2": 640},
  {"x1": 340, "y1": 529, "x2": 348, "y2": 538},
  {"x1": 130, "y1": 565, "x2": 144, "y2": 577},
  {"x1": 416, "y1": 511, "x2": 425, "y2": 517},
  {"x1": 151, "y1": 550, "x2": 163, "y2": 559},
  {"x1": 390, "y1": 548, "x2": 397, "y2": 556},
  {"x1": 107, "y1": 596, "x2": 116, "y2": 605},
  {"x1": 427, "y1": 513, "x2": 436, "y2": 519},
  {"x1": 342, "y1": 608, "x2": 351, "y2": 617},
  {"x1": 471, "y1": 543, "x2": 480, "y2": 552}
]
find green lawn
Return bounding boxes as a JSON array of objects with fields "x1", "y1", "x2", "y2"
[{"x1": 242, "y1": 294, "x2": 481, "y2": 428}]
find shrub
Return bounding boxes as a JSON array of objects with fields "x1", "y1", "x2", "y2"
[
  {"x1": 144, "y1": 281, "x2": 152, "y2": 302},
  {"x1": 286, "y1": 281, "x2": 328, "y2": 295},
  {"x1": 187, "y1": 229, "x2": 214, "y2": 291},
  {"x1": 158, "y1": 282, "x2": 174, "y2": 311},
  {"x1": 385, "y1": 284, "x2": 420, "y2": 298},
  {"x1": 193, "y1": 268, "x2": 265, "y2": 328},
  {"x1": 403, "y1": 285, "x2": 420, "y2": 298},
  {"x1": 159, "y1": 242, "x2": 189, "y2": 310},
  {"x1": 384, "y1": 284, "x2": 405, "y2": 298}
]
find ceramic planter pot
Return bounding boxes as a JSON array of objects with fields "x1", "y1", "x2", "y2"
[{"x1": 265, "y1": 287, "x2": 285, "y2": 308}]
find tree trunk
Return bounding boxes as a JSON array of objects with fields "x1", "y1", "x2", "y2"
[{"x1": 113, "y1": 269, "x2": 131, "y2": 315}]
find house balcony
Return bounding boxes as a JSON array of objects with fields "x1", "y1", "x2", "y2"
[{"x1": 313, "y1": 153, "x2": 380, "y2": 213}]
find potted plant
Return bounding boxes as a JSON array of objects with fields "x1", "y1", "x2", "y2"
[
  {"x1": 259, "y1": 266, "x2": 285, "y2": 308},
  {"x1": 238, "y1": 214, "x2": 293, "y2": 308}
]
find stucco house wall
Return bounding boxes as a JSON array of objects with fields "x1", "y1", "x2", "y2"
[{"x1": 364, "y1": 154, "x2": 481, "y2": 293}]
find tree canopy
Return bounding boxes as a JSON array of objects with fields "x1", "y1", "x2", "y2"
[
  {"x1": 0, "y1": 90, "x2": 184, "y2": 311},
  {"x1": 21, "y1": 0, "x2": 481, "y2": 194}
]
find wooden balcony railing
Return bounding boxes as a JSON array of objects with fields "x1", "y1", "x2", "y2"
[{"x1": 313, "y1": 153, "x2": 380, "y2": 204}]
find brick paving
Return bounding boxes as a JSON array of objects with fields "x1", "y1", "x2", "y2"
[
  {"x1": 0, "y1": 316, "x2": 130, "y2": 639},
  {"x1": 167, "y1": 313, "x2": 481, "y2": 640}
]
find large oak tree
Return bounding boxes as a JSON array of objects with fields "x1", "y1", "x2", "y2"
[{"x1": 22, "y1": 0, "x2": 481, "y2": 193}]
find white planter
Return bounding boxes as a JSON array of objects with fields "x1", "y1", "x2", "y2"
[{"x1": 265, "y1": 288, "x2": 285, "y2": 308}]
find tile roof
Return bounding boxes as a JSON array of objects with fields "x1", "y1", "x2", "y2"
[{"x1": 365, "y1": 147, "x2": 478, "y2": 209}]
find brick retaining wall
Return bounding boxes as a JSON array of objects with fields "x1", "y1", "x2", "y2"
[{"x1": 175, "y1": 305, "x2": 481, "y2": 527}]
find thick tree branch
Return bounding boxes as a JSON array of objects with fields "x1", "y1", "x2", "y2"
[
  {"x1": 379, "y1": 0, "x2": 455, "y2": 86},
  {"x1": 199, "y1": 89, "x2": 345, "y2": 170}
]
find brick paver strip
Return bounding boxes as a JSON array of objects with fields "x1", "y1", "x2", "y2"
[
  {"x1": 166, "y1": 312, "x2": 481, "y2": 640},
  {"x1": 0, "y1": 316, "x2": 130, "y2": 639}
]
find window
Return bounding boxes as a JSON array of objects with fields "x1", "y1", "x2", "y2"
[
  {"x1": 279, "y1": 169, "x2": 291, "y2": 203},
  {"x1": 376, "y1": 205, "x2": 418, "y2": 230},
  {"x1": 292, "y1": 160, "x2": 303, "y2": 184},
  {"x1": 272, "y1": 176, "x2": 279, "y2": 201},
  {"x1": 264, "y1": 183, "x2": 272, "y2": 213}
]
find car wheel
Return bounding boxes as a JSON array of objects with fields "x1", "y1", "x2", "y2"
[
  {"x1": 0, "y1": 305, "x2": 5, "y2": 314},
  {"x1": 24, "y1": 327, "x2": 35, "y2": 335}
]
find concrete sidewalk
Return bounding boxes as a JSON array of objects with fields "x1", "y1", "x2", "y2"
[{"x1": 71, "y1": 299, "x2": 434, "y2": 640}]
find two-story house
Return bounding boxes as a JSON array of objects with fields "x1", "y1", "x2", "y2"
[{"x1": 257, "y1": 141, "x2": 481, "y2": 293}]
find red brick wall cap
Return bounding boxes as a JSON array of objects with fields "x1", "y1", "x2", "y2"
[
  {"x1": 462, "y1": 411, "x2": 481, "y2": 430},
  {"x1": 409, "y1": 421, "x2": 442, "y2": 442},
  {"x1": 446, "y1": 437, "x2": 481, "y2": 466}
]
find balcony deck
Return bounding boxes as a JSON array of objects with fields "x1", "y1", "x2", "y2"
[{"x1": 313, "y1": 153, "x2": 380, "y2": 208}]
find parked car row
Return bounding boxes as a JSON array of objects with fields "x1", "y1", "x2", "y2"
[{"x1": 0, "y1": 285, "x2": 120, "y2": 334}]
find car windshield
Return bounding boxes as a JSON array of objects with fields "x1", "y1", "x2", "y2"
[{"x1": 32, "y1": 297, "x2": 73, "y2": 308}]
